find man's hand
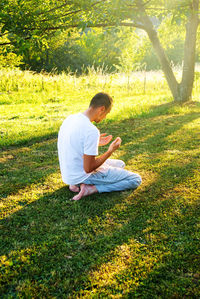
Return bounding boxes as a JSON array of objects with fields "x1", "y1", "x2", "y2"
[
  {"x1": 99, "y1": 133, "x2": 113, "y2": 146},
  {"x1": 108, "y1": 137, "x2": 121, "y2": 153}
]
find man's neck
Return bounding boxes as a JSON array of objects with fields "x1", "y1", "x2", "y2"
[{"x1": 83, "y1": 108, "x2": 96, "y2": 122}]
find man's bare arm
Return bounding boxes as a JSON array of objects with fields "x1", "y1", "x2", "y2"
[{"x1": 84, "y1": 137, "x2": 121, "y2": 173}]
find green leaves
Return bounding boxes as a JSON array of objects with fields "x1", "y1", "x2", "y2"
[{"x1": 0, "y1": 0, "x2": 197, "y2": 49}]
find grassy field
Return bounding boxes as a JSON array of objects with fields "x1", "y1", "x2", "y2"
[{"x1": 0, "y1": 68, "x2": 200, "y2": 298}]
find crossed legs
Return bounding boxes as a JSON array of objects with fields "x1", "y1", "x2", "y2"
[{"x1": 69, "y1": 159, "x2": 141, "y2": 201}]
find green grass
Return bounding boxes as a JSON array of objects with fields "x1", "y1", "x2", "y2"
[{"x1": 0, "y1": 68, "x2": 200, "y2": 298}]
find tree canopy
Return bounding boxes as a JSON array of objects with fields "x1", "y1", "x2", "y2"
[{"x1": 0, "y1": 0, "x2": 196, "y2": 47}]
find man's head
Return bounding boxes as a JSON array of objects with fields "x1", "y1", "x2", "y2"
[{"x1": 89, "y1": 92, "x2": 113, "y2": 123}]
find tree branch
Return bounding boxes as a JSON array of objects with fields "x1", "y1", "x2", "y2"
[
  {"x1": 0, "y1": 41, "x2": 12, "y2": 46},
  {"x1": 0, "y1": 0, "x2": 109, "y2": 39},
  {"x1": 0, "y1": 20, "x2": 145, "y2": 47},
  {"x1": 37, "y1": 1, "x2": 73, "y2": 16},
  {"x1": 44, "y1": 21, "x2": 145, "y2": 31},
  {"x1": 40, "y1": 8, "x2": 82, "y2": 22},
  {"x1": 0, "y1": 32, "x2": 9, "y2": 37},
  {"x1": 40, "y1": 0, "x2": 108, "y2": 22}
]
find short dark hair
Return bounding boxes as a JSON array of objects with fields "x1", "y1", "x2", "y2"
[{"x1": 89, "y1": 92, "x2": 113, "y2": 110}]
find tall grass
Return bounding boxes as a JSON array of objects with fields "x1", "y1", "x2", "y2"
[
  {"x1": 1, "y1": 67, "x2": 200, "y2": 148},
  {"x1": 0, "y1": 68, "x2": 170, "y2": 103},
  {"x1": 1, "y1": 66, "x2": 200, "y2": 104}
]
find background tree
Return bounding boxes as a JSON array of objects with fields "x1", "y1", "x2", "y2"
[
  {"x1": 85, "y1": 0, "x2": 200, "y2": 103},
  {"x1": 1, "y1": 0, "x2": 200, "y2": 102}
]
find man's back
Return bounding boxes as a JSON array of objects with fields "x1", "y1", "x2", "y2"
[{"x1": 57, "y1": 113, "x2": 100, "y2": 185}]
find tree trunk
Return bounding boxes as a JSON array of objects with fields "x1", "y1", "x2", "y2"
[
  {"x1": 179, "y1": 0, "x2": 199, "y2": 102},
  {"x1": 139, "y1": 10, "x2": 179, "y2": 101},
  {"x1": 138, "y1": 0, "x2": 199, "y2": 103},
  {"x1": 145, "y1": 26, "x2": 180, "y2": 101}
]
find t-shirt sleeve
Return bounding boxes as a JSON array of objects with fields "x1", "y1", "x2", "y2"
[{"x1": 84, "y1": 127, "x2": 100, "y2": 156}]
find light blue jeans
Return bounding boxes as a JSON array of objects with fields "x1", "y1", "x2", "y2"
[{"x1": 83, "y1": 159, "x2": 142, "y2": 193}]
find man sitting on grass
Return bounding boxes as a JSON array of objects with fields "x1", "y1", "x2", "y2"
[{"x1": 57, "y1": 92, "x2": 142, "y2": 200}]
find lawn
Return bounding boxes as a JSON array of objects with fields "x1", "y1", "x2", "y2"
[{"x1": 0, "y1": 68, "x2": 200, "y2": 298}]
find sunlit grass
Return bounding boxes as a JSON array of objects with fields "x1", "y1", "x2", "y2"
[
  {"x1": 0, "y1": 68, "x2": 200, "y2": 297},
  {"x1": 0, "y1": 68, "x2": 173, "y2": 148}
]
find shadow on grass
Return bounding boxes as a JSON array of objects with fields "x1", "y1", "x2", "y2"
[
  {"x1": 1, "y1": 100, "x2": 199, "y2": 205},
  {"x1": 105, "y1": 192, "x2": 200, "y2": 298},
  {"x1": 0, "y1": 131, "x2": 58, "y2": 151},
  {"x1": 1, "y1": 101, "x2": 199, "y2": 200},
  {"x1": 0, "y1": 102, "x2": 200, "y2": 297},
  {"x1": 102, "y1": 110, "x2": 200, "y2": 163},
  {"x1": 0, "y1": 156, "x2": 199, "y2": 297},
  {"x1": 0, "y1": 135, "x2": 59, "y2": 199}
]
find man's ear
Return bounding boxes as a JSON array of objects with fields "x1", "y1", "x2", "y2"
[{"x1": 99, "y1": 106, "x2": 106, "y2": 113}]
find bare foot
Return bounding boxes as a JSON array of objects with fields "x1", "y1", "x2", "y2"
[
  {"x1": 71, "y1": 184, "x2": 98, "y2": 201},
  {"x1": 69, "y1": 185, "x2": 80, "y2": 192}
]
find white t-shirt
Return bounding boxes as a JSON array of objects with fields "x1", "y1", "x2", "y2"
[{"x1": 57, "y1": 113, "x2": 100, "y2": 185}]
